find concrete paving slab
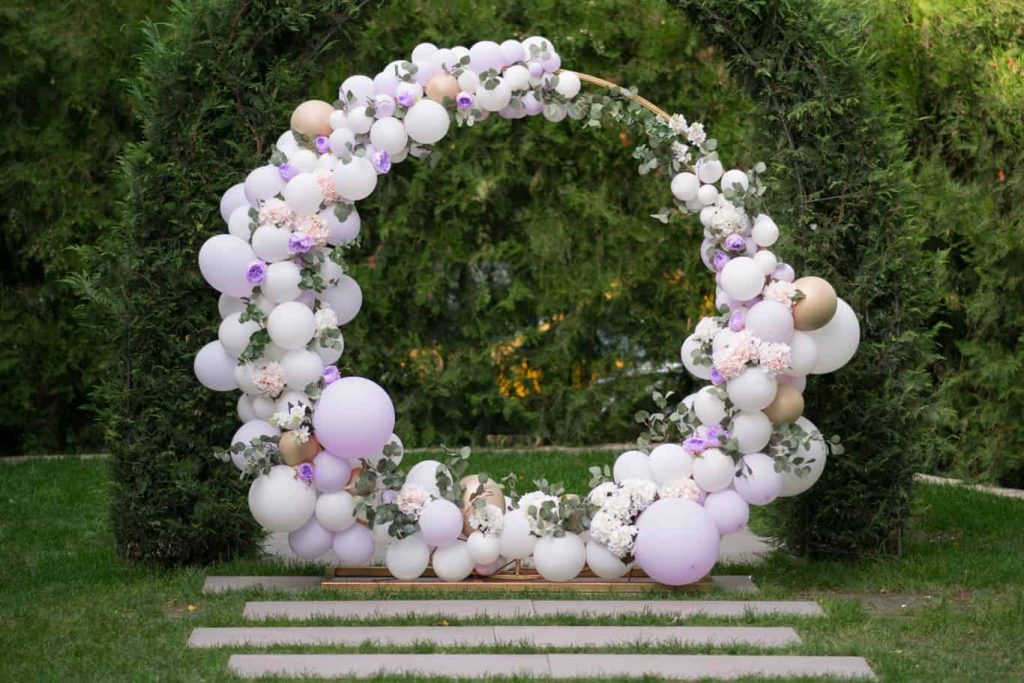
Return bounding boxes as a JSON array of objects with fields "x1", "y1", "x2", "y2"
[
  {"x1": 189, "y1": 625, "x2": 496, "y2": 647},
  {"x1": 228, "y1": 653, "x2": 551, "y2": 678},
  {"x1": 530, "y1": 600, "x2": 824, "y2": 618},
  {"x1": 202, "y1": 576, "x2": 320, "y2": 594},
  {"x1": 244, "y1": 599, "x2": 535, "y2": 620},
  {"x1": 547, "y1": 653, "x2": 875, "y2": 679},
  {"x1": 492, "y1": 625, "x2": 799, "y2": 647}
]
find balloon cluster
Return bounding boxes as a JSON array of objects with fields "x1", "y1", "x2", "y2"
[{"x1": 195, "y1": 36, "x2": 859, "y2": 584}]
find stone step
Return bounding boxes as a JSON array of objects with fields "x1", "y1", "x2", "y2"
[
  {"x1": 243, "y1": 599, "x2": 822, "y2": 621},
  {"x1": 203, "y1": 574, "x2": 758, "y2": 594},
  {"x1": 189, "y1": 624, "x2": 800, "y2": 648},
  {"x1": 228, "y1": 653, "x2": 874, "y2": 679}
]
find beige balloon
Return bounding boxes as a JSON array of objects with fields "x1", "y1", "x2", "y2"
[
  {"x1": 762, "y1": 384, "x2": 805, "y2": 424},
  {"x1": 278, "y1": 432, "x2": 320, "y2": 466},
  {"x1": 426, "y1": 74, "x2": 459, "y2": 103},
  {"x1": 290, "y1": 100, "x2": 334, "y2": 138},
  {"x1": 792, "y1": 276, "x2": 838, "y2": 331},
  {"x1": 459, "y1": 475, "x2": 506, "y2": 535}
]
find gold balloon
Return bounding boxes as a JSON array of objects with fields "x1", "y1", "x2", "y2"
[
  {"x1": 290, "y1": 100, "x2": 334, "y2": 138},
  {"x1": 345, "y1": 467, "x2": 363, "y2": 493},
  {"x1": 459, "y1": 475, "x2": 506, "y2": 535},
  {"x1": 762, "y1": 384, "x2": 805, "y2": 424},
  {"x1": 792, "y1": 276, "x2": 838, "y2": 331},
  {"x1": 279, "y1": 432, "x2": 320, "y2": 466},
  {"x1": 426, "y1": 74, "x2": 459, "y2": 103}
]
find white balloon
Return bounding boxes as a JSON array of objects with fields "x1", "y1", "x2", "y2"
[
  {"x1": 277, "y1": 131, "x2": 300, "y2": 154},
  {"x1": 322, "y1": 205, "x2": 361, "y2": 246},
  {"x1": 476, "y1": 79, "x2": 512, "y2": 112},
  {"x1": 752, "y1": 215, "x2": 779, "y2": 247},
  {"x1": 315, "y1": 339, "x2": 344, "y2": 364},
  {"x1": 586, "y1": 541, "x2": 630, "y2": 579},
  {"x1": 333, "y1": 156, "x2": 377, "y2": 201},
  {"x1": 712, "y1": 327, "x2": 736, "y2": 353},
  {"x1": 262, "y1": 261, "x2": 302, "y2": 304},
  {"x1": 807, "y1": 298, "x2": 860, "y2": 374},
  {"x1": 276, "y1": 389, "x2": 312, "y2": 415},
  {"x1": 251, "y1": 224, "x2": 292, "y2": 263},
  {"x1": 727, "y1": 367, "x2": 778, "y2": 411},
  {"x1": 692, "y1": 448, "x2": 736, "y2": 493},
  {"x1": 245, "y1": 165, "x2": 285, "y2": 202},
  {"x1": 693, "y1": 386, "x2": 727, "y2": 425},
  {"x1": 404, "y1": 99, "x2": 451, "y2": 144},
  {"x1": 369, "y1": 117, "x2": 408, "y2": 155},
  {"x1": 720, "y1": 169, "x2": 749, "y2": 195},
  {"x1": 411, "y1": 42, "x2": 437, "y2": 62},
  {"x1": 220, "y1": 183, "x2": 250, "y2": 223},
  {"x1": 266, "y1": 301, "x2": 316, "y2": 350},
  {"x1": 230, "y1": 419, "x2": 279, "y2": 470},
  {"x1": 198, "y1": 234, "x2": 256, "y2": 298},
  {"x1": 252, "y1": 395, "x2": 275, "y2": 420},
  {"x1": 194, "y1": 341, "x2": 238, "y2": 391},
  {"x1": 319, "y1": 275, "x2": 362, "y2": 325},
  {"x1": 696, "y1": 183, "x2": 719, "y2": 206},
  {"x1": 405, "y1": 459, "x2": 445, "y2": 497},
  {"x1": 731, "y1": 411, "x2": 773, "y2": 454},
  {"x1": 733, "y1": 453, "x2": 783, "y2": 506},
  {"x1": 613, "y1": 450, "x2": 653, "y2": 483},
  {"x1": 248, "y1": 465, "x2": 317, "y2": 532},
  {"x1": 648, "y1": 444, "x2": 694, "y2": 485},
  {"x1": 385, "y1": 535, "x2": 431, "y2": 579},
  {"x1": 227, "y1": 205, "x2": 254, "y2": 241},
  {"x1": 787, "y1": 331, "x2": 819, "y2": 376},
  {"x1": 281, "y1": 349, "x2": 324, "y2": 391},
  {"x1": 554, "y1": 71, "x2": 580, "y2": 99},
  {"x1": 680, "y1": 335, "x2": 713, "y2": 380},
  {"x1": 281, "y1": 173, "x2": 323, "y2": 215},
  {"x1": 340, "y1": 74, "x2": 374, "y2": 103},
  {"x1": 753, "y1": 250, "x2": 778, "y2": 275},
  {"x1": 395, "y1": 80, "x2": 423, "y2": 103},
  {"x1": 218, "y1": 312, "x2": 259, "y2": 358},
  {"x1": 432, "y1": 541, "x2": 475, "y2": 581},
  {"x1": 502, "y1": 64, "x2": 529, "y2": 91},
  {"x1": 697, "y1": 159, "x2": 723, "y2": 184},
  {"x1": 237, "y1": 395, "x2": 256, "y2": 423},
  {"x1": 720, "y1": 257, "x2": 765, "y2": 301},
  {"x1": 670, "y1": 172, "x2": 699, "y2": 201},
  {"x1": 497, "y1": 510, "x2": 537, "y2": 560},
  {"x1": 532, "y1": 533, "x2": 586, "y2": 582},
  {"x1": 218, "y1": 293, "x2": 246, "y2": 319},
  {"x1": 466, "y1": 531, "x2": 500, "y2": 565},
  {"x1": 315, "y1": 491, "x2": 357, "y2": 531},
  {"x1": 779, "y1": 416, "x2": 828, "y2": 496}
]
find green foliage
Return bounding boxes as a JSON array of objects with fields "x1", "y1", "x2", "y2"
[
  {"x1": 0, "y1": 0, "x2": 163, "y2": 454},
  {"x1": 673, "y1": 0, "x2": 944, "y2": 556}
]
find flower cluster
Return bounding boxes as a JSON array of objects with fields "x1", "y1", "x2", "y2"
[
  {"x1": 270, "y1": 404, "x2": 306, "y2": 431},
  {"x1": 468, "y1": 503, "x2": 504, "y2": 535},
  {"x1": 258, "y1": 198, "x2": 294, "y2": 228},
  {"x1": 517, "y1": 490, "x2": 561, "y2": 536},
  {"x1": 712, "y1": 330, "x2": 792, "y2": 379},
  {"x1": 659, "y1": 478, "x2": 702, "y2": 502},
  {"x1": 253, "y1": 362, "x2": 285, "y2": 398},
  {"x1": 396, "y1": 483, "x2": 431, "y2": 516},
  {"x1": 294, "y1": 215, "x2": 330, "y2": 249},
  {"x1": 314, "y1": 305, "x2": 339, "y2": 338},
  {"x1": 586, "y1": 479, "x2": 658, "y2": 559},
  {"x1": 762, "y1": 280, "x2": 799, "y2": 308},
  {"x1": 315, "y1": 170, "x2": 342, "y2": 203}
]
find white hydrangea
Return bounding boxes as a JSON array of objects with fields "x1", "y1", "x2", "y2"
[
  {"x1": 620, "y1": 478, "x2": 658, "y2": 516},
  {"x1": 468, "y1": 503, "x2": 504, "y2": 535},
  {"x1": 687, "y1": 122, "x2": 707, "y2": 146},
  {"x1": 694, "y1": 316, "x2": 722, "y2": 343},
  {"x1": 587, "y1": 482, "x2": 619, "y2": 505},
  {"x1": 668, "y1": 113, "x2": 688, "y2": 135},
  {"x1": 589, "y1": 509, "x2": 638, "y2": 559},
  {"x1": 671, "y1": 141, "x2": 691, "y2": 165},
  {"x1": 710, "y1": 203, "x2": 747, "y2": 237},
  {"x1": 517, "y1": 491, "x2": 561, "y2": 537},
  {"x1": 269, "y1": 404, "x2": 305, "y2": 430},
  {"x1": 314, "y1": 305, "x2": 338, "y2": 338},
  {"x1": 659, "y1": 478, "x2": 702, "y2": 502}
]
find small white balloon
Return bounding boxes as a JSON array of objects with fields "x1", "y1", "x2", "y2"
[
  {"x1": 752, "y1": 215, "x2": 779, "y2": 247},
  {"x1": 649, "y1": 444, "x2": 694, "y2": 485},
  {"x1": 680, "y1": 335, "x2": 713, "y2": 380},
  {"x1": 218, "y1": 293, "x2": 246, "y2": 319},
  {"x1": 281, "y1": 349, "x2": 324, "y2": 391},
  {"x1": 807, "y1": 299, "x2": 860, "y2": 374},
  {"x1": 779, "y1": 416, "x2": 828, "y2": 496},
  {"x1": 787, "y1": 331, "x2": 819, "y2": 376},
  {"x1": 586, "y1": 541, "x2": 630, "y2": 579},
  {"x1": 262, "y1": 261, "x2": 302, "y2": 304},
  {"x1": 733, "y1": 453, "x2": 783, "y2": 506},
  {"x1": 369, "y1": 116, "x2": 408, "y2": 155},
  {"x1": 692, "y1": 448, "x2": 736, "y2": 493},
  {"x1": 267, "y1": 301, "x2": 316, "y2": 350},
  {"x1": 248, "y1": 465, "x2": 317, "y2": 533},
  {"x1": 720, "y1": 169, "x2": 749, "y2": 195},
  {"x1": 693, "y1": 386, "x2": 727, "y2": 425},
  {"x1": 532, "y1": 533, "x2": 586, "y2": 582},
  {"x1": 252, "y1": 395, "x2": 275, "y2": 420},
  {"x1": 281, "y1": 173, "x2": 323, "y2": 215},
  {"x1": 613, "y1": 450, "x2": 653, "y2": 483},
  {"x1": 475, "y1": 79, "x2": 512, "y2": 112},
  {"x1": 727, "y1": 367, "x2": 778, "y2": 411},
  {"x1": 721, "y1": 257, "x2": 765, "y2": 301},
  {"x1": 385, "y1": 535, "x2": 431, "y2": 580},
  {"x1": 220, "y1": 182, "x2": 250, "y2": 222},
  {"x1": 237, "y1": 394, "x2": 256, "y2": 423},
  {"x1": 218, "y1": 312, "x2": 259, "y2": 358},
  {"x1": 432, "y1": 541, "x2": 475, "y2": 581},
  {"x1": 227, "y1": 205, "x2": 254, "y2": 241},
  {"x1": 319, "y1": 275, "x2": 362, "y2": 325},
  {"x1": 333, "y1": 156, "x2": 378, "y2": 201},
  {"x1": 554, "y1": 71, "x2": 581, "y2": 99},
  {"x1": 405, "y1": 459, "x2": 445, "y2": 497},
  {"x1": 696, "y1": 183, "x2": 719, "y2": 206},
  {"x1": 753, "y1": 250, "x2": 778, "y2": 275},
  {"x1": 403, "y1": 99, "x2": 451, "y2": 144},
  {"x1": 251, "y1": 224, "x2": 292, "y2": 262},
  {"x1": 340, "y1": 74, "x2": 375, "y2": 103},
  {"x1": 731, "y1": 411, "x2": 773, "y2": 453},
  {"x1": 315, "y1": 490, "x2": 357, "y2": 531},
  {"x1": 502, "y1": 64, "x2": 530, "y2": 91},
  {"x1": 194, "y1": 341, "x2": 238, "y2": 391},
  {"x1": 697, "y1": 159, "x2": 724, "y2": 184},
  {"x1": 466, "y1": 531, "x2": 501, "y2": 565},
  {"x1": 670, "y1": 172, "x2": 699, "y2": 201},
  {"x1": 497, "y1": 510, "x2": 537, "y2": 560},
  {"x1": 233, "y1": 363, "x2": 259, "y2": 395},
  {"x1": 198, "y1": 234, "x2": 256, "y2": 298}
]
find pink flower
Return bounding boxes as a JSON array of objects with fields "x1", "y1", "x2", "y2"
[
  {"x1": 253, "y1": 362, "x2": 286, "y2": 398},
  {"x1": 294, "y1": 214, "x2": 330, "y2": 248},
  {"x1": 758, "y1": 341, "x2": 792, "y2": 376},
  {"x1": 763, "y1": 280, "x2": 798, "y2": 308},
  {"x1": 659, "y1": 478, "x2": 702, "y2": 502},
  {"x1": 712, "y1": 330, "x2": 757, "y2": 380},
  {"x1": 258, "y1": 198, "x2": 294, "y2": 228},
  {"x1": 396, "y1": 483, "x2": 430, "y2": 515},
  {"x1": 316, "y1": 170, "x2": 342, "y2": 203}
]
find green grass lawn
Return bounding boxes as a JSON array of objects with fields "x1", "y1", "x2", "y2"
[{"x1": 2, "y1": 455, "x2": 1023, "y2": 681}]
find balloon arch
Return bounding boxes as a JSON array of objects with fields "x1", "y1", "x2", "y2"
[{"x1": 195, "y1": 37, "x2": 860, "y2": 584}]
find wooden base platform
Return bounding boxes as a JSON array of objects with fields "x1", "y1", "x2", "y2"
[{"x1": 321, "y1": 565, "x2": 712, "y2": 593}]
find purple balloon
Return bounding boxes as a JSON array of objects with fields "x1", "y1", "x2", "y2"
[
  {"x1": 634, "y1": 499, "x2": 720, "y2": 586},
  {"x1": 733, "y1": 453, "x2": 784, "y2": 506},
  {"x1": 772, "y1": 263, "x2": 795, "y2": 283},
  {"x1": 288, "y1": 517, "x2": 335, "y2": 558},
  {"x1": 313, "y1": 451, "x2": 352, "y2": 493},
  {"x1": 522, "y1": 92, "x2": 543, "y2": 116},
  {"x1": 332, "y1": 524, "x2": 374, "y2": 566},
  {"x1": 417, "y1": 499, "x2": 463, "y2": 547},
  {"x1": 312, "y1": 377, "x2": 395, "y2": 462},
  {"x1": 745, "y1": 300, "x2": 795, "y2": 343},
  {"x1": 703, "y1": 490, "x2": 749, "y2": 535},
  {"x1": 728, "y1": 309, "x2": 747, "y2": 332}
]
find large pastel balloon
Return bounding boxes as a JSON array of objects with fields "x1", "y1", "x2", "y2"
[
  {"x1": 290, "y1": 99, "x2": 334, "y2": 137},
  {"x1": 194, "y1": 341, "x2": 238, "y2": 392},
  {"x1": 613, "y1": 450, "x2": 653, "y2": 483},
  {"x1": 332, "y1": 523, "x2": 375, "y2": 566},
  {"x1": 312, "y1": 377, "x2": 395, "y2": 461},
  {"x1": 418, "y1": 499, "x2": 463, "y2": 547},
  {"x1": 229, "y1": 419, "x2": 280, "y2": 470},
  {"x1": 733, "y1": 453, "x2": 783, "y2": 506},
  {"x1": 727, "y1": 367, "x2": 778, "y2": 411},
  {"x1": 533, "y1": 533, "x2": 586, "y2": 582},
  {"x1": 792, "y1": 276, "x2": 838, "y2": 331},
  {"x1": 806, "y1": 298, "x2": 860, "y2": 374},
  {"x1": 730, "y1": 411, "x2": 772, "y2": 454},
  {"x1": 248, "y1": 465, "x2": 317, "y2": 533},
  {"x1": 745, "y1": 300, "x2": 794, "y2": 343},
  {"x1": 648, "y1": 444, "x2": 694, "y2": 485},
  {"x1": 703, "y1": 489, "x2": 749, "y2": 535},
  {"x1": 586, "y1": 541, "x2": 630, "y2": 579},
  {"x1": 497, "y1": 510, "x2": 536, "y2": 560},
  {"x1": 385, "y1": 535, "x2": 431, "y2": 579},
  {"x1": 312, "y1": 451, "x2": 351, "y2": 493},
  {"x1": 680, "y1": 335, "x2": 713, "y2": 380},
  {"x1": 779, "y1": 417, "x2": 828, "y2": 496},
  {"x1": 466, "y1": 531, "x2": 501, "y2": 565},
  {"x1": 288, "y1": 517, "x2": 335, "y2": 558},
  {"x1": 403, "y1": 99, "x2": 451, "y2": 144},
  {"x1": 319, "y1": 275, "x2": 362, "y2": 325},
  {"x1": 720, "y1": 257, "x2": 765, "y2": 301},
  {"x1": 431, "y1": 541, "x2": 475, "y2": 581},
  {"x1": 634, "y1": 498, "x2": 720, "y2": 586},
  {"x1": 692, "y1": 448, "x2": 736, "y2": 493},
  {"x1": 198, "y1": 234, "x2": 256, "y2": 297}
]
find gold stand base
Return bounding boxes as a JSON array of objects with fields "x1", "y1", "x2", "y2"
[{"x1": 322, "y1": 563, "x2": 712, "y2": 594}]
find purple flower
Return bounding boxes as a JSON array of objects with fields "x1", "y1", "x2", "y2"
[
  {"x1": 682, "y1": 436, "x2": 707, "y2": 454},
  {"x1": 246, "y1": 260, "x2": 267, "y2": 284},
  {"x1": 710, "y1": 368, "x2": 725, "y2": 386},
  {"x1": 371, "y1": 149, "x2": 391, "y2": 173},
  {"x1": 712, "y1": 252, "x2": 730, "y2": 272},
  {"x1": 296, "y1": 463, "x2": 315, "y2": 482},
  {"x1": 288, "y1": 232, "x2": 314, "y2": 255},
  {"x1": 373, "y1": 95, "x2": 396, "y2": 119},
  {"x1": 456, "y1": 91, "x2": 474, "y2": 109},
  {"x1": 278, "y1": 163, "x2": 298, "y2": 181},
  {"x1": 724, "y1": 234, "x2": 746, "y2": 252},
  {"x1": 728, "y1": 309, "x2": 746, "y2": 332},
  {"x1": 704, "y1": 424, "x2": 729, "y2": 445},
  {"x1": 396, "y1": 91, "x2": 416, "y2": 108},
  {"x1": 322, "y1": 365, "x2": 340, "y2": 385},
  {"x1": 315, "y1": 136, "x2": 330, "y2": 154},
  {"x1": 380, "y1": 489, "x2": 397, "y2": 504}
]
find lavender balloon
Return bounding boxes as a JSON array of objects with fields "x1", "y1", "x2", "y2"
[
  {"x1": 733, "y1": 453, "x2": 784, "y2": 506},
  {"x1": 703, "y1": 489, "x2": 749, "y2": 535},
  {"x1": 634, "y1": 498, "x2": 720, "y2": 586},
  {"x1": 745, "y1": 300, "x2": 795, "y2": 343},
  {"x1": 312, "y1": 377, "x2": 395, "y2": 461},
  {"x1": 288, "y1": 517, "x2": 335, "y2": 558},
  {"x1": 312, "y1": 451, "x2": 352, "y2": 493},
  {"x1": 417, "y1": 499, "x2": 463, "y2": 546},
  {"x1": 198, "y1": 234, "x2": 256, "y2": 298},
  {"x1": 332, "y1": 524, "x2": 374, "y2": 566},
  {"x1": 219, "y1": 182, "x2": 250, "y2": 223}
]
